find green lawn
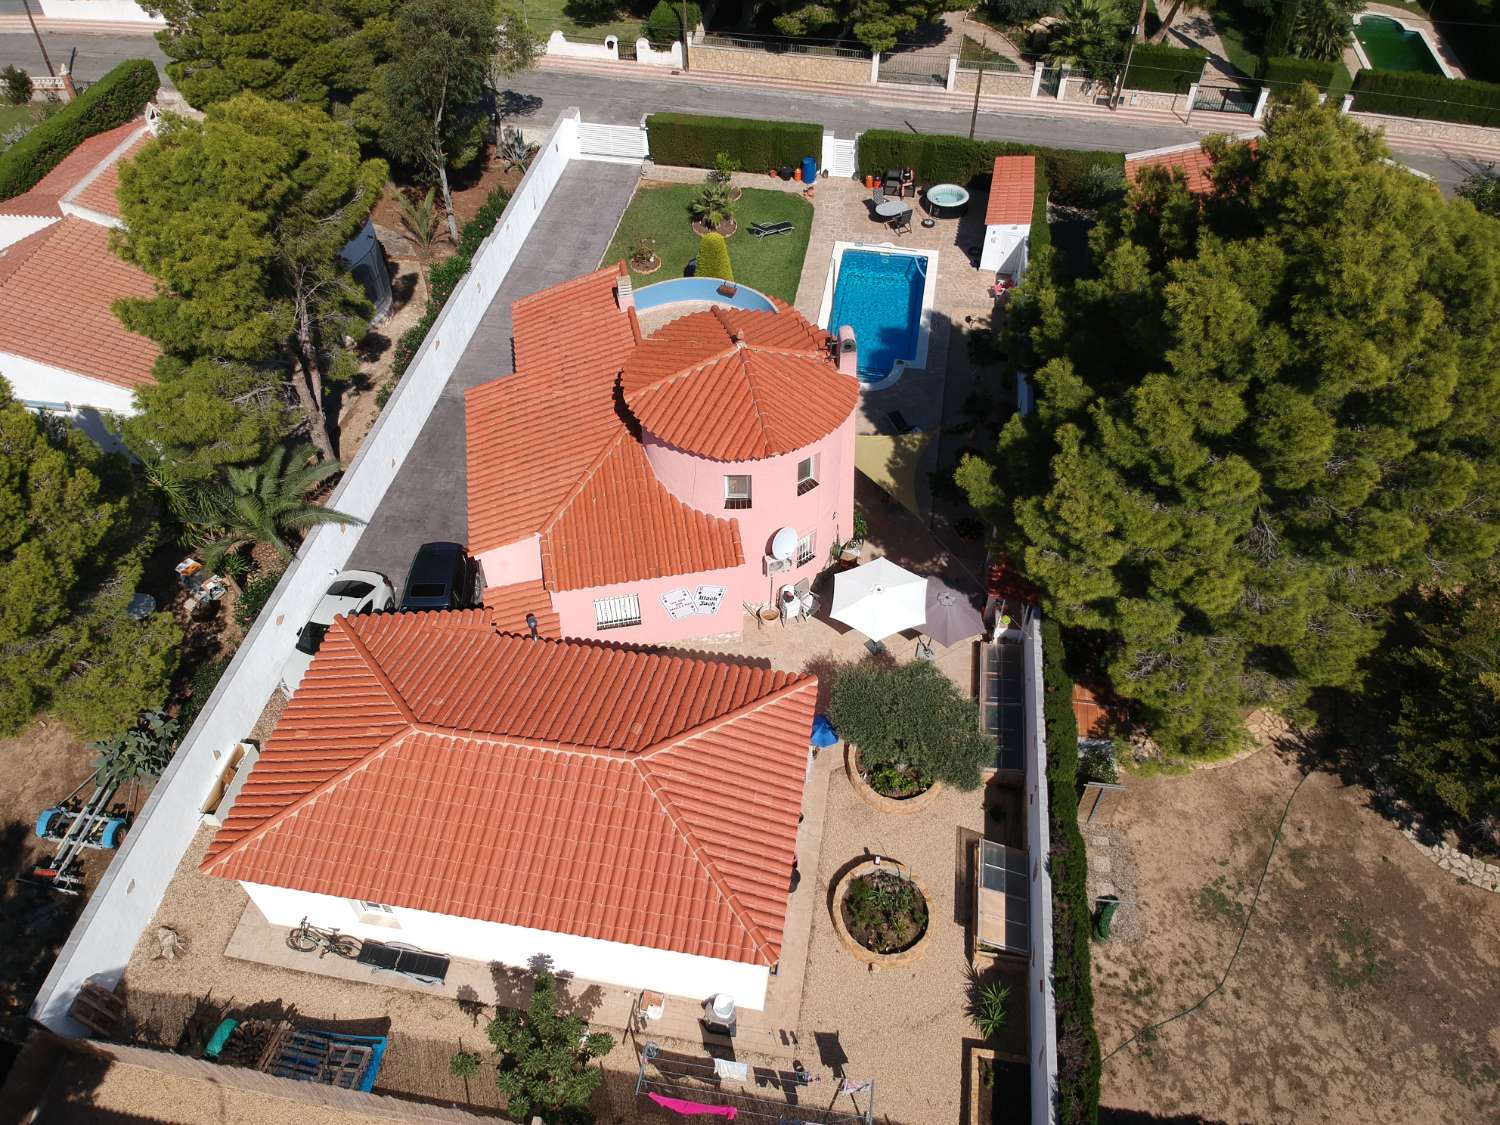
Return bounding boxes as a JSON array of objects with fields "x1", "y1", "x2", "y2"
[
  {"x1": 524, "y1": 0, "x2": 648, "y2": 43},
  {"x1": 0, "y1": 104, "x2": 44, "y2": 150},
  {"x1": 603, "y1": 183, "x2": 814, "y2": 305},
  {"x1": 1207, "y1": 0, "x2": 1267, "y2": 80},
  {"x1": 959, "y1": 36, "x2": 1021, "y2": 72}
]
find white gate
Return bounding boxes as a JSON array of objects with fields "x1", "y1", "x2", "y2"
[{"x1": 577, "y1": 121, "x2": 648, "y2": 163}]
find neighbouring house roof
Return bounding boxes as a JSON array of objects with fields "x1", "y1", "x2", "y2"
[
  {"x1": 620, "y1": 305, "x2": 857, "y2": 461},
  {"x1": 67, "y1": 128, "x2": 150, "y2": 221},
  {"x1": 985, "y1": 155, "x2": 1036, "y2": 227},
  {"x1": 1124, "y1": 137, "x2": 1257, "y2": 196},
  {"x1": 0, "y1": 217, "x2": 159, "y2": 390},
  {"x1": 466, "y1": 263, "x2": 762, "y2": 591},
  {"x1": 0, "y1": 120, "x2": 145, "y2": 219},
  {"x1": 202, "y1": 610, "x2": 817, "y2": 967}
]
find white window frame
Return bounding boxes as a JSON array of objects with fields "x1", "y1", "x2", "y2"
[
  {"x1": 358, "y1": 900, "x2": 394, "y2": 914},
  {"x1": 352, "y1": 899, "x2": 400, "y2": 928},
  {"x1": 796, "y1": 455, "x2": 819, "y2": 495},
  {"x1": 724, "y1": 474, "x2": 752, "y2": 509},
  {"x1": 796, "y1": 530, "x2": 816, "y2": 566},
  {"x1": 595, "y1": 593, "x2": 642, "y2": 630}
]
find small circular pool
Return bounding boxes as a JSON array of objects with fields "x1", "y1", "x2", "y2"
[{"x1": 925, "y1": 183, "x2": 969, "y2": 219}]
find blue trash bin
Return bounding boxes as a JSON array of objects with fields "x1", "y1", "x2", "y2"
[{"x1": 801, "y1": 155, "x2": 817, "y2": 184}]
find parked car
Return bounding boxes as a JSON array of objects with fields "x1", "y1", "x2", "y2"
[
  {"x1": 279, "y1": 570, "x2": 395, "y2": 696},
  {"x1": 400, "y1": 541, "x2": 479, "y2": 611}
]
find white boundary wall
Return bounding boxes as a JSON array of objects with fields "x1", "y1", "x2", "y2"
[
  {"x1": 1025, "y1": 616, "x2": 1059, "y2": 1125},
  {"x1": 636, "y1": 38, "x2": 684, "y2": 67},
  {"x1": 31, "y1": 109, "x2": 586, "y2": 1034},
  {"x1": 36, "y1": 0, "x2": 164, "y2": 22},
  {"x1": 546, "y1": 29, "x2": 620, "y2": 61}
]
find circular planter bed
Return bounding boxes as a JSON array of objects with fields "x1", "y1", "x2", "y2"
[
  {"x1": 844, "y1": 743, "x2": 942, "y2": 815},
  {"x1": 831, "y1": 859, "x2": 931, "y2": 968},
  {"x1": 630, "y1": 254, "x2": 662, "y2": 276},
  {"x1": 691, "y1": 218, "x2": 737, "y2": 238}
]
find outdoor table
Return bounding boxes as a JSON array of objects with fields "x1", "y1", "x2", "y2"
[{"x1": 874, "y1": 199, "x2": 912, "y2": 220}]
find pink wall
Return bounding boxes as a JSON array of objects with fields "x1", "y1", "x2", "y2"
[
  {"x1": 476, "y1": 536, "x2": 543, "y2": 588},
  {"x1": 551, "y1": 561, "x2": 754, "y2": 642}
]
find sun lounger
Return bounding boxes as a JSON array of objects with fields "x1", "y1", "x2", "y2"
[{"x1": 751, "y1": 221, "x2": 795, "y2": 239}]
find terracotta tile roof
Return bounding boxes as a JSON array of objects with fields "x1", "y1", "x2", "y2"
[
  {"x1": 68, "y1": 129, "x2": 149, "y2": 220},
  {"x1": 621, "y1": 306, "x2": 855, "y2": 461},
  {"x1": 1124, "y1": 140, "x2": 1258, "y2": 196},
  {"x1": 202, "y1": 612, "x2": 816, "y2": 965},
  {"x1": 483, "y1": 579, "x2": 560, "y2": 637},
  {"x1": 0, "y1": 218, "x2": 159, "y2": 390},
  {"x1": 985, "y1": 155, "x2": 1036, "y2": 226},
  {"x1": 466, "y1": 264, "x2": 744, "y2": 591},
  {"x1": 0, "y1": 120, "x2": 143, "y2": 218}
]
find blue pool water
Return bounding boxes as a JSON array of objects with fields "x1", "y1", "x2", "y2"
[{"x1": 829, "y1": 249, "x2": 927, "y2": 382}]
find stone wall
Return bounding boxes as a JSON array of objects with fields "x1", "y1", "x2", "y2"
[
  {"x1": 1351, "y1": 108, "x2": 1500, "y2": 145},
  {"x1": 954, "y1": 69, "x2": 1035, "y2": 98},
  {"x1": 1403, "y1": 829, "x2": 1500, "y2": 892},
  {"x1": 691, "y1": 43, "x2": 871, "y2": 86},
  {"x1": 1119, "y1": 88, "x2": 1187, "y2": 112}
]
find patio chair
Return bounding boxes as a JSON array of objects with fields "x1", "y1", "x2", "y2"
[
  {"x1": 751, "y1": 221, "x2": 795, "y2": 239},
  {"x1": 870, "y1": 185, "x2": 885, "y2": 205},
  {"x1": 891, "y1": 210, "x2": 913, "y2": 236}
]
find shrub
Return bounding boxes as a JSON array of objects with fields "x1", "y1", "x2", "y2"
[
  {"x1": 1041, "y1": 619, "x2": 1102, "y2": 1125},
  {"x1": 1350, "y1": 69, "x2": 1500, "y2": 127},
  {"x1": 646, "y1": 112, "x2": 822, "y2": 172},
  {"x1": 233, "y1": 568, "x2": 285, "y2": 631},
  {"x1": 696, "y1": 231, "x2": 733, "y2": 281},
  {"x1": 0, "y1": 58, "x2": 157, "y2": 199},
  {"x1": 689, "y1": 181, "x2": 734, "y2": 230},
  {"x1": 643, "y1": 0, "x2": 701, "y2": 47},
  {"x1": 987, "y1": 0, "x2": 1053, "y2": 22},
  {"x1": 89, "y1": 709, "x2": 179, "y2": 787},
  {"x1": 3, "y1": 65, "x2": 31, "y2": 106},
  {"x1": 178, "y1": 657, "x2": 229, "y2": 728},
  {"x1": 828, "y1": 660, "x2": 993, "y2": 791},
  {"x1": 1259, "y1": 54, "x2": 1349, "y2": 94},
  {"x1": 1121, "y1": 41, "x2": 1206, "y2": 93},
  {"x1": 969, "y1": 979, "x2": 1011, "y2": 1039}
]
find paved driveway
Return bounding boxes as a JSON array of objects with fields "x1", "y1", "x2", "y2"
[{"x1": 346, "y1": 160, "x2": 639, "y2": 592}]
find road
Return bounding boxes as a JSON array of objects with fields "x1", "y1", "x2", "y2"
[{"x1": 0, "y1": 26, "x2": 1478, "y2": 190}]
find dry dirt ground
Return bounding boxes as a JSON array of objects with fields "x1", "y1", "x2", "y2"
[{"x1": 1093, "y1": 748, "x2": 1500, "y2": 1124}]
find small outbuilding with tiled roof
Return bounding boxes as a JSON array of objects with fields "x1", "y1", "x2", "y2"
[
  {"x1": 203, "y1": 609, "x2": 818, "y2": 1009},
  {"x1": 979, "y1": 155, "x2": 1035, "y2": 279},
  {"x1": 467, "y1": 265, "x2": 859, "y2": 644}
]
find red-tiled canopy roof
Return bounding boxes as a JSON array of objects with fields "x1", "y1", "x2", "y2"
[
  {"x1": 69, "y1": 129, "x2": 150, "y2": 221},
  {"x1": 1124, "y1": 139, "x2": 1260, "y2": 196},
  {"x1": 203, "y1": 611, "x2": 816, "y2": 966},
  {"x1": 985, "y1": 155, "x2": 1036, "y2": 226},
  {"x1": 621, "y1": 306, "x2": 856, "y2": 461},
  {"x1": 465, "y1": 264, "x2": 755, "y2": 590},
  {"x1": 0, "y1": 218, "x2": 158, "y2": 389},
  {"x1": 0, "y1": 120, "x2": 142, "y2": 219}
]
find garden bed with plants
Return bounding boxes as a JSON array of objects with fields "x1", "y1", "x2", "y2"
[
  {"x1": 831, "y1": 860, "x2": 931, "y2": 965},
  {"x1": 602, "y1": 181, "x2": 812, "y2": 304},
  {"x1": 845, "y1": 742, "x2": 942, "y2": 812}
]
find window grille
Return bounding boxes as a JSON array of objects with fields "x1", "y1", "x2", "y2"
[
  {"x1": 595, "y1": 593, "x2": 642, "y2": 630},
  {"x1": 724, "y1": 475, "x2": 752, "y2": 510},
  {"x1": 796, "y1": 531, "x2": 816, "y2": 566}
]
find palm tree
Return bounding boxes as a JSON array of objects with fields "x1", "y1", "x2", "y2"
[
  {"x1": 397, "y1": 187, "x2": 443, "y2": 263},
  {"x1": 196, "y1": 444, "x2": 364, "y2": 570},
  {"x1": 689, "y1": 182, "x2": 734, "y2": 231},
  {"x1": 1150, "y1": 0, "x2": 1217, "y2": 44},
  {"x1": 1045, "y1": 0, "x2": 1130, "y2": 77}
]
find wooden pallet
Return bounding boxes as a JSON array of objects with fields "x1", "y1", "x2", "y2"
[{"x1": 69, "y1": 982, "x2": 126, "y2": 1040}]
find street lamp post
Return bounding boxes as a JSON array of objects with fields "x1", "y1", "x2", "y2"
[{"x1": 21, "y1": 0, "x2": 56, "y2": 78}]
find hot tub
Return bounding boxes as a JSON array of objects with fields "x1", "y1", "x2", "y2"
[{"x1": 925, "y1": 183, "x2": 970, "y2": 219}]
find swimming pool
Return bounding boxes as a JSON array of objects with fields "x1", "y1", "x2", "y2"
[
  {"x1": 827, "y1": 249, "x2": 930, "y2": 384},
  {"x1": 1354, "y1": 15, "x2": 1445, "y2": 75}
]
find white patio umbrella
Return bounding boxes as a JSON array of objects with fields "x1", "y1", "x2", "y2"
[{"x1": 830, "y1": 558, "x2": 929, "y2": 642}]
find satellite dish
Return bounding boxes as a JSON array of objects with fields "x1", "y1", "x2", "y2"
[{"x1": 770, "y1": 526, "x2": 798, "y2": 562}]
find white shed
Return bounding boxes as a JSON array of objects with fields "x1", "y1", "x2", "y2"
[{"x1": 980, "y1": 155, "x2": 1036, "y2": 281}]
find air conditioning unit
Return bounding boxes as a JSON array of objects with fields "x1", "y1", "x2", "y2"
[{"x1": 765, "y1": 555, "x2": 791, "y2": 575}]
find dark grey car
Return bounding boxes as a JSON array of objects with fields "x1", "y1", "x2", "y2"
[{"x1": 399, "y1": 542, "x2": 478, "y2": 611}]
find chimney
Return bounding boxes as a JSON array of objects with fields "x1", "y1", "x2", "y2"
[
  {"x1": 615, "y1": 275, "x2": 635, "y2": 312},
  {"x1": 836, "y1": 326, "x2": 858, "y2": 378}
]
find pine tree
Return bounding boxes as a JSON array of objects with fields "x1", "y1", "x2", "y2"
[
  {"x1": 961, "y1": 89, "x2": 1500, "y2": 756},
  {"x1": 0, "y1": 379, "x2": 180, "y2": 739}
]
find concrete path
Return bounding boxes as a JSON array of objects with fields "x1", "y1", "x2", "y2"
[{"x1": 345, "y1": 160, "x2": 639, "y2": 591}]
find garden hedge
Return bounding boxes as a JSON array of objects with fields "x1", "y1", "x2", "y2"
[
  {"x1": 1121, "y1": 41, "x2": 1206, "y2": 94},
  {"x1": 1029, "y1": 156, "x2": 1051, "y2": 265},
  {"x1": 856, "y1": 129, "x2": 1122, "y2": 209},
  {"x1": 1259, "y1": 54, "x2": 1350, "y2": 95},
  {"x1": 646, "y1": 112, "x2": 822, "y2": 172},
  {"x1": 1041, "y1": 618, "x2": 1102, "y2": 1125},
  {"x1": 0, "y1": 58, "x2": 158, "y2": 200},
  {"x1": 1350, "y1": 68, "x2": 1500, "y2": 127}
]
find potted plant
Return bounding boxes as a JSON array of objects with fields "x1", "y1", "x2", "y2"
[
  {"x1": 709, "y1": 151, "x2": 742, "y2": 200},
  {"x1": 689, "y1": 181, "x2": 736, "y2": 236},
  {"x1": 841, "y1": 511, "x2": 868, "y2": 559}
]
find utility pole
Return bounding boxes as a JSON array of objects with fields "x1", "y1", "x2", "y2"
[
  {"x1": 681, "y1": 0, "x2": 691, "y2": 72},
  {"x1": 21, "y1": 0, "x2": 55, "y2": 78},
  {"x1": 1113, "y1": 0, "x2": 1151, "y2": 110},
  {"x1": 968, "y1": 64, "x2": 984, "y2": 140}
]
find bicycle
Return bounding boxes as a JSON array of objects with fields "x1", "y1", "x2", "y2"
[{"x1": 286, "y1": 916, "x2": 362, "y2": 959}]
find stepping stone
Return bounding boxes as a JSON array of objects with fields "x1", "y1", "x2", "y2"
[{"x1": 1092, "y1": 854, "x2": 1112, "y2": 875}]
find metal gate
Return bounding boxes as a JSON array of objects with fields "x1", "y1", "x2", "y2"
[
  {"x1": 577, "y1": 121, "x2": 648, "y2": 163},
  {"x1": 878, "y1": 49, "x2": 948, "y2": 87},
  {"x1": 1192, "y1": 83, "x2": 1257, "y2": 114},
  {"x1": 1036, "y1": 65, "x2": 1063, "y2": 98}
]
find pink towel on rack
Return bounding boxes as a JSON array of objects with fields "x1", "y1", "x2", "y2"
[{"x1": 647, "y1": 1091, "x2": 738, "y2": 1119}]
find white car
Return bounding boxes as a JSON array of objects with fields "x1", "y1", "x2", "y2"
[{"x1": 278, "y1": 570, "x2": 395, "y2": 696}]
